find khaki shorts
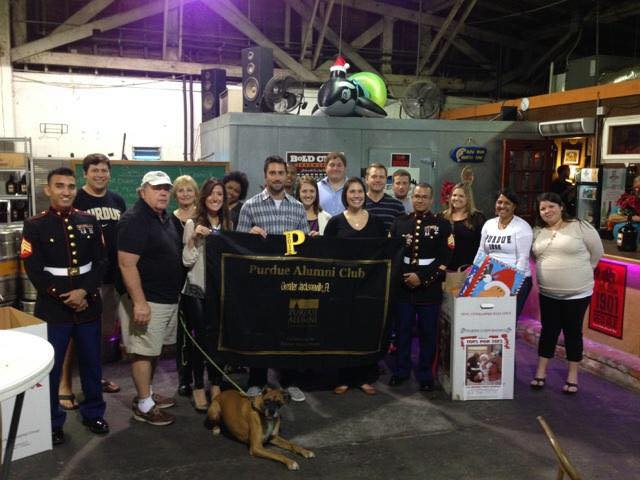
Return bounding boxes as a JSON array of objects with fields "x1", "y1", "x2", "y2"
[{"x1": 119, "y1": 294, "x2": 178, "y2": 357}]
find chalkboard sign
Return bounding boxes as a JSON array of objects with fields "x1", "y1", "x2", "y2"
[{"x1": 72, "y1": 160, "x2": 228, "y2": 209}]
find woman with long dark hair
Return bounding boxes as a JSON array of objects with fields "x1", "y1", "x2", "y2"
[
  {"x1": 295, "y1": 176, "x2": 332, "y2": 235},
  {"x1": 324, "y1": 177, "x2": 385, "y2": 395},
  {"x1": 530, "y1": 192, "x2": 603, "y2": 394},
  {"x1": 181, "y1": 179, "x2": 230, "y2": 411}
]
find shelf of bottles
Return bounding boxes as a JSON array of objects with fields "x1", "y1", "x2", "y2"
[{"x1": 0, "y1": 137, "x2": 34, "y2": 224}]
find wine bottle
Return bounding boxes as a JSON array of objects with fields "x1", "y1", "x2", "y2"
[
  {"x1": 6, "y1": 173, "x2": 16, "y2": 195},
  {"x1": 19, "y1": 173, "x2": 27, "y2": 195}
]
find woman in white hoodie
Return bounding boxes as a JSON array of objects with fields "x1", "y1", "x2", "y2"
[{"x1": 530, "y1": 192, "x2": 603, "y2": 395}]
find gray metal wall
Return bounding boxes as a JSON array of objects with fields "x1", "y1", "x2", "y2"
[{"x1": 201, "y1": 113, "x2": 541, "y2": 217}]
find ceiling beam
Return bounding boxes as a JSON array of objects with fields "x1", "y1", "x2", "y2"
[
  {"x1": 11, "y1": 0, "x2": 197, "y2": 62},
  {"x1": 427, "y1": 0, "x2": 478, "y2": 75},
  {"x1": 13, "y1": 51, "x2": 534, "y2": 95},
  {"x1": 10, "y1": 0, "x2": 27, "y2": 46},
  {"x1": 340, "y1": 0, "x2": 529, "y2": 50},
  {"x1": 312, "y1": 0, "x2": 335, "y2": 70},
  {"x1": 418, "y1": 0, "x2": 465, "y2": 73},
  {"x1": 300, "y1": 0, "x2": 320, "y2": 62},
  {"x1": 200, "y1": 0, "x2": 319, "y2": 82},
  {"x1": 52, "y1": 0, "x2": 115, "y2": 34},
  {"x1": 15, "y1": 51, "x2": 251, "y2": 77},
  {"x1": 285, "y1": 0, "x2": 382, "y2": 77},
  {"x1": 315, "y1": 19, "x2": 384, "y2": 71},
  {"x1": 451, "y1": 38, "x2": 493, "y2": 71}
]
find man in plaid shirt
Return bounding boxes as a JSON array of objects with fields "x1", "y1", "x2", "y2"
[
  {"x1": 237, "y1": 155, "x2": 309, "y2": 402},
  {"x1": 237, "y1": 156, "x2": 309, "y2": 237}
]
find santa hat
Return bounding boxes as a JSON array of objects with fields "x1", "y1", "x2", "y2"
[{"x1": 330, "y1": 55, "x2": 350, "y2": 73}]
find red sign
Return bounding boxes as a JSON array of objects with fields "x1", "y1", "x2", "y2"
[
  {"x1": 390, "y1": 153, "x2": 410, "y2": 167},
  {"x1": 589, "y1": 260, "x2": 626, "y2": 338}
]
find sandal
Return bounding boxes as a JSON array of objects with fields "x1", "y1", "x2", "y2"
[
  {"x1": 562, "y1": 382, "x2": 579, "y2": 395},
  {"x1": 59, "y1": 394, "x2": 79, "y2": 410},
  {"x1": 333, "y1": 385, "x2": 349, "y2": 395},
  {"x1": 192, "y1": 388, "x2": 209, "y2": 413},
  {"x1": 101, "y1": 379, "x2": 121, "y2": 394},
  {"x1": 530, "y1": 377, "x2": 546, "y2": 390},
  {"x1": 359, "y1": 384, "x2": 377, "y2": 396}
]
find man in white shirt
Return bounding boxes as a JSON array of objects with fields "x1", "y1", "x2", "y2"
[{"x1": 318, "y1": 152, "x2": 347, "y2": 216}]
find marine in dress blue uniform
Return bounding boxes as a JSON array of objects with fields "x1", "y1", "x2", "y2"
[
  {"x1": 388, "y1": 184, "x2": 453, "y2": 391},
  {"x1": 21, "y1": 167, "x2": 108, "y2": 444}
]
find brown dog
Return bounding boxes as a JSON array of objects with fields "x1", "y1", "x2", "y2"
[{"x1": 207, "y1": 387, "x2": 315, "y2": 470}]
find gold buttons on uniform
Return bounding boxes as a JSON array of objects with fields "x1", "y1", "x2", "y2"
[
  {"x1": 72, "y1": 259, "x2": 78, "y2": 265},
  {"x1": 72, "y1": 251, "x2": 77, "y2": 256},
  {"x1": 70, "y1": 242, "x2": 76, "y2": 247},
  {"x1": 64, "y1": 218, "x2": 69, "y2": 223},
  {"x1": 49, "y1": 238, "x2": 54, "y2": 243},
  {"x1": 67, "y1": 226, "x2": 73, "y2": 231},
  {"x1": 69, "y1": 234, "x2": 75, "y2": 239}
]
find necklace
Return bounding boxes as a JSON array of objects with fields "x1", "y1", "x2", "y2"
[
  {"x1": 346, "y1": 210, "x2": 366, "y2": 228},
  {"x1": 498, "y1": 217, "x2": 513, "y2": 229}
]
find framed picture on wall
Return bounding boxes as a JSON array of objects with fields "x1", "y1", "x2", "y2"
[{"x1": 561, "y1": 142, "x2": 581, "y2": 165}]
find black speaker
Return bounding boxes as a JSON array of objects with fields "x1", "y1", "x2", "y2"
[
  {"x1": 500, "y1": 106, "x2": 518, "y2": 121},
  {"x1": 241, "y1": 46, "x2": 273, "y2": 112},
  {"x1": 201, "y1": 68, "x2": 226, "y2": 122}
]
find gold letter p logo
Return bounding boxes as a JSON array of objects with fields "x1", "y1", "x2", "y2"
[{"x1": 284, "y1": 230, "x2": 305, "y2": 256}]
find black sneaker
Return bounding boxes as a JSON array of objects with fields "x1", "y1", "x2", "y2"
[{"x1": 52, "y1": 427, "x2": 65, "y2": 445}]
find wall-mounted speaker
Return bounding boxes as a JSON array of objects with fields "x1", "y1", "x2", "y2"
[
  {"x1": 241, "y1": 46, "x2": 273, "y2": 112},
  {"x1": 201, "y1": 68, "x2": 226, "y2": 122}
]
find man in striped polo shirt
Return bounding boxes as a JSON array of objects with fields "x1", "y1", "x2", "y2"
[{"x1": 364, "y1": 163, "x2": 405, "y2": 232}]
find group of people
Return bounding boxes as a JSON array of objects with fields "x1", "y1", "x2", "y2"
[{"x1": 21, "y1": 150, "x2": 603, "y2": 448}]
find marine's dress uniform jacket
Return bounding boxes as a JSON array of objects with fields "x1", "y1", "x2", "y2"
[
  {"x1": 21, "y1": 207, "x2": 107, "y2": 323},
  {"x1": 389, "y1": 211, "x2": 454, "y2": 304}
]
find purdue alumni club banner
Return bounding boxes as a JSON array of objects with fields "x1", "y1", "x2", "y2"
[{"x1": 205, "y1": 231, "x2": 402, "y2": 369}]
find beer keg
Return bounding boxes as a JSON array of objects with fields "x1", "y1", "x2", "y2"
[
  {"x1": 20, "y1": 300, "x2": 35, "y2": 315},
  {"x1": 0, "y1": 228, "x2": 18, "y2": 302}
]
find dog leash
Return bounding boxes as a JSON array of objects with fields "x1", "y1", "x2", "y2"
[{"x1": 179, "y1": 316, "x2": 247, "y2": 396}]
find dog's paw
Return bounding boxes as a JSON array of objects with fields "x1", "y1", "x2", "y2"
[
  {"x1": 302, "y1": 450, "x2": 315, "y2": 459},
  {"x1": 287, "y1": 461, "x2": 300, "y2": 471},
  {"x1": 212, "y1": 426, "x2": 221, "y2": 435}
]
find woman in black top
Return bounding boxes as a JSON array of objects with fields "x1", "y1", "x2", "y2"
[
  {"x1": 440, "y1": 182, "x2": 485, "y2": 270},
  {"x1": 223, "y1": 171, "x2": 249, "y2": 230},
  {"x1": 324, "y1": 177, "x2": 385, "y2": 396}
]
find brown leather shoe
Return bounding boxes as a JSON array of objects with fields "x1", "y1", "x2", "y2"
[{"x1": 132, "y1": 405, "x2": 175, "y2": 426}]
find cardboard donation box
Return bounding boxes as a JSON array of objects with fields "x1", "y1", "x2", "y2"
[
  {"x1": 438, "y1": 293, "x2": 516, "y2": 401},
  {"x1": 0, "y1": 307, "x2": 52, "y2": 460}
]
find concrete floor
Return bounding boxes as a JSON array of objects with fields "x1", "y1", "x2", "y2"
[{"x1": 8, "y1": 339, "x2": 640, "y2": 480}]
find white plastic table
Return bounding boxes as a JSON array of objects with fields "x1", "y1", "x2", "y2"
[{"x1": 0, "y1": 330, "x2": 54, "y2": 480}]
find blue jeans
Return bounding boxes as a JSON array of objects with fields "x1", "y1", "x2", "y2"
[
  {"x1": 48, "y1": 320, "x2": 105, "y2": 428},
  {"x1": 394, "y1": 303, "x2": 440, "y2": 383}
]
